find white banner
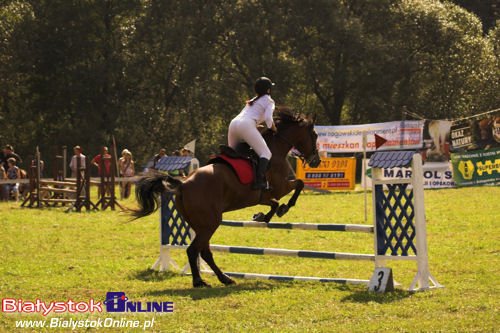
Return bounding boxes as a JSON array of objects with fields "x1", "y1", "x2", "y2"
[
  {"x1": 362, "y1": 160, "x2": 456, "y2": 189},
  {"x1": 316, "y1": 120, "x2": 425, "y2": 153}
]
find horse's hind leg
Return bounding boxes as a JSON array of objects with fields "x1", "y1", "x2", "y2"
[
  {"x1": 200, "y1": 246, "x2": 235, "y2": 285},
  {"x1": 196, "y1": 222, "x2": 235, "y2": 286},
  {"x1": 186, "y1": 237, "x2": 210, "y2": 288}
]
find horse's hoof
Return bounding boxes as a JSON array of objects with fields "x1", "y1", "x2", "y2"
[
  {"x1": 277, "y1": 204, "x2": 289, "y2": 217},
  {"x1": 252, "y1": 212, "x2": 266, "y2": 222},
  {"x1": 220, "y1": 275, "x2": 236, "y2": 285},
  {"x1": 193, "y1": 279, "x2": 211, "y2": 288}
]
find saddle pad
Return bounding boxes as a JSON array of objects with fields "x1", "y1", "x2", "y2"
[{"x1": 217, "y1": 154, "x2": 254, "y2": 184}]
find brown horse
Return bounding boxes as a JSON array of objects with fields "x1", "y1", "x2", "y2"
[{"x1": 133, "y1": 109, "x2": 321, "y2": 287}]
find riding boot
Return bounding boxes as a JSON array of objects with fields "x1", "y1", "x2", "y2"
[{"x1": 253, "y1": 157, "x2": 271, "y2": 190}]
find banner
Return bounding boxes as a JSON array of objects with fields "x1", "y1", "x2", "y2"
[
  {"x1": 296, "y1": 157, "x2": 356, "y2": 190},
  {"x1": 315, "y1": 120, "x2": 424, "y2": 153},
  {"x1": 362, "y1": 160, "x2": 456, "y2": 189},
  {"x1": 450, "y1": 148, "x2": 500, "y2": 187},
  {"x1": 422, "y1": 120, "x2": 452, "y2": 162},
  {"x1": 450, "y1": 109, "x2": 500, "y2": 152}
]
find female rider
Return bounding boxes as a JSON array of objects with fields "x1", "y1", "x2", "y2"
[{"x1": 228, "y1": 77, "x2": 277, "y2": 190}]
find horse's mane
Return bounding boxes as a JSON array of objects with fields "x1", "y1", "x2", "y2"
[{"x1": 272, "y1": 106, "x2": 314, "y2": 133}]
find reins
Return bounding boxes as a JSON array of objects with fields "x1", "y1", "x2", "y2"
[{"x1": 274, "y1": 129, "x2": 318, "y2": 166}]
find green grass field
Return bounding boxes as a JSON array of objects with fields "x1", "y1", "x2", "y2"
[{"x1": 0, "y1": 186, "x2": 498, "y2": 332}]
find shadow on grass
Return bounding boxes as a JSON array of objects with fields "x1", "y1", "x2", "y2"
[
  {"x1": 341, "y1": 288, "x2": 411, "y2": 303},
  {"x1": 131, "y1": 269, "x2": 411, "y2": 301},
  {"x1": 129, "y1": 269, "x2": 179, "y2": 282},
  {"x1": 136, "y1": 270, "x2": 382, "y2": 300},
  {"x1": 143, "y1": 279, "x2": 287, "y2": 300}
]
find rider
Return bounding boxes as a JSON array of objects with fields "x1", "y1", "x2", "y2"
[{"x1": 228, "y1": 77, "x2": 277, "y2": 190}]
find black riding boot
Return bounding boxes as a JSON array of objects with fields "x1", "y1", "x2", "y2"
[{"x1": 253, "y1": 157, "x2": 271, "y2": 190}]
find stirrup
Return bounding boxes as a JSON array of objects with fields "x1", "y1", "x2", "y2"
[{"x1": 252, "y1": 181, "x2": 272, "y2": 191}]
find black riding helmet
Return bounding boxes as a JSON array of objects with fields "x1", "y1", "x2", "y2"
[{"x1": 254, "y1": 77, "x2": 275, "y2": 95}]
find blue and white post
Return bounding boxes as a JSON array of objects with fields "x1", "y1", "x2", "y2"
[{"x1": 370, "y1": 151, "x2": 443, "y2": 291}]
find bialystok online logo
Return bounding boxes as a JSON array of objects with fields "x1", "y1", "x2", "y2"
[
  {"x1": 2, "y1": 292, "x2": 173, "y2": 316},
  {"x1": 104, "y1": 292, "x2": 173, "y2": 313}
]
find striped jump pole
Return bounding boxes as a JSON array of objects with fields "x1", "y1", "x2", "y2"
[
  {"x1": 220, "y1": 220, "x2": 374, "y2": 233},
  {"x1": 200, "y1": 271, "x2": 370, "y2": 285},
  {"x1": 153, "y1": 151, "x2": 443, "y2": 291},
  {"x1": 162, "y1": 244, "x2": 375, "y2": 261}
]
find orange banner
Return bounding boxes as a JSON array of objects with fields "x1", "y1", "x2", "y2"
[{"x1": 295, "y1": 157, "x2": 356, "y2": 190}]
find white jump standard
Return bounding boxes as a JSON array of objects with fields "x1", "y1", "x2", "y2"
[{"x1": 153, "y1": 151, "x2": 443, "y2": 291}]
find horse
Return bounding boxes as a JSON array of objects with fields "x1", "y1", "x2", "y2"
[{"x1": 133, "y1": 108, "x2": 321, "y2": 287}]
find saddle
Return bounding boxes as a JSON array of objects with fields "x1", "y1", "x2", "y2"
[
  {"x1": 219, "y1": 143, "x2": 259, "y2": 162},
  {"x1": 207, "y1": 143, "x2": 260, "y2": 185}
]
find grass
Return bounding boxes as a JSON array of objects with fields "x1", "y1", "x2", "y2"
[{"x1": 0, "y1": 186, "x2": 499, "y2": 332}]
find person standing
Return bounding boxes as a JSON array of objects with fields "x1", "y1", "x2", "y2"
[
  {"x1": 153, "y1": 148, "x2": 167, "y2": 167},
  {"x1": 118, "y1": 149, "x2": 135, "y2": 199},
  {"x1": 91, "y1": 146, "x2": 111, "y2": 176},
  {"x1": 1, "y1": 144, "x2": 23, "y2": 171},
  {"x1": 6, "y1": 157, "x2": 20, "y2": 201},
  {"x1": 0, "y1": 163, "x2": 8, "y2": 201},
  {"x1": 69, "y1": 146, "x2": 85, "y2": 178},
  {"x1": 227, "y1": 77, "x2": 277, "y2": 190},
  {"x1": 168, "y1": 151, "x2": 185, "y2": 177}
]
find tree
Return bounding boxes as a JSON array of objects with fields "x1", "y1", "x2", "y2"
[
  {"x1": 388, "y1": 0, "x2": 499, "y2": 119},
  {"x1": 449, "y1": 0, "x2": 500, "y2": 33}
]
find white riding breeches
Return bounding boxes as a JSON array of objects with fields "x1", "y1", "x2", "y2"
[{"x1": 228, "y1": 116, "x2": 272, "y2": 160}]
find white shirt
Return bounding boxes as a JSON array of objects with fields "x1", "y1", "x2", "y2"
[
  {"x1": 236, "y1": 94, "x2": 275, "y2": 128},
  {"x1": 69, "y1": 154, "x2": 86, "y2": 171}
]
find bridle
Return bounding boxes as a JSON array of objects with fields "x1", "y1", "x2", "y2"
[{"x1": 276, "y1": 126, "x2": 319, "y2": 166}]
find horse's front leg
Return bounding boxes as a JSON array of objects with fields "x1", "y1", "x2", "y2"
[
  {"x1": 276, "y1": 179, "x2": 304, "y2": 217},
  {"x1": 252, "y1": 198, "x2": 279, "y2": 223}
]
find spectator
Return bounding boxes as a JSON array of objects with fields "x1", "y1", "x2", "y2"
[
  {"x1": 30, "y1": 157, "x2": 45, "y2": 178},
  {"x1": 118, "y1": 149, "x2": 135, "y2": 199},
  {"x1": 0, "y1": 148, "x2": 4, "y2": 170},
  {"x1": 6, "y1": 157, "x2": 20, "y2": 201},
  {"x1": 1, "y1": 144, "x2": 23, "y2": 171},
  {"x1": 0, "y1": 163, "x2": 8, "y2": 201},
  {"x1": 69, "y1": 146, "x2": 85, "y2": 178},
  {"x1": 91, "y1": 146, "x2": 111, "y2": 177},
  {"x1": 169, "y1": 151, "x2": 185, "y2": 177},
  {"x1": 153, "y1": 148, "x2": 167, "y2": 167},
  {"x1": 182, "y1": 149, "x2": 199, "y2": 175}
]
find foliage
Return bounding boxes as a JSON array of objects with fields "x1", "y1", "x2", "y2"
[{"x1": 0, "y1": 0, "x2": 498, "y2": 168}]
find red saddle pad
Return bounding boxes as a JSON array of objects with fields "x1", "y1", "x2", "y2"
[{"x1": 218, "y1": 154, "x2": 254, "y2": 184}]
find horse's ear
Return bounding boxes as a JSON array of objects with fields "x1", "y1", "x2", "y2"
[{"x1": 311, "y1": 113, "x2": 317, "y2": 125}]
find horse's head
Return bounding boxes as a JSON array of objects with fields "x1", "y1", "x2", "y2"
[{"x1": 275, "y1": 108, "x2": 321, "y2": 168}]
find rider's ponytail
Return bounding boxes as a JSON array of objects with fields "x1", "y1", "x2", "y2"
[{"x1": 246, "y1": 95, "x2": 263, "y2": 106}]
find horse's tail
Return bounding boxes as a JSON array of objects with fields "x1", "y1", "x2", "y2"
[{"x1": 131, "y1": 174, "x2": 182, "y2": 220}]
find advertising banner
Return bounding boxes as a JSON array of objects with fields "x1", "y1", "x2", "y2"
[
  {"x1": 296, "y1": 157, "x2": 356, "y2": 190},
  {"x1": 315, "y1": 120, "x2": 424, "y2": 153},
  {"x1": 450, "y1": 109, "x2": 500, "y2": 153},
  {"x1": 422, "y1": 120, "x2": 452, "y2": 162},
  {"x1": 362, "y1": 160, "x2": 456, "y2": 189},
  {"x1": 450, "y1": 148, "x2": 500, "y2": 186}
]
